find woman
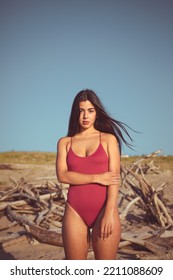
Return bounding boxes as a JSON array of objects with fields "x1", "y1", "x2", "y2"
[{"x1": 56, "y1": 89, "x2": 132, "y2": 260}]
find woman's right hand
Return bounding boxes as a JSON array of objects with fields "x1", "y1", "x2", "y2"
[{"x1": 95, "y1": 171, "x2": 118, "y2": 186}]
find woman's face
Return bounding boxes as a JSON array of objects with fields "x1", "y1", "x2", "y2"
[{"x1": 78, "y1": 100, "x2": 97, "y2": 130}]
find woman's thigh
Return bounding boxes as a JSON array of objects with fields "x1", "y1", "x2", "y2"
[
  {"x1": 92, "y1": 209, "x2": 121, "y2": 260},
  {"x1": 62, "y1": 203, "x2": 90, "y2": 260}
]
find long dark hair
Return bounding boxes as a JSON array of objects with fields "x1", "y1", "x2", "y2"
[{"x1": 67, "y1": 89, "x2": 133, "y2": 154}]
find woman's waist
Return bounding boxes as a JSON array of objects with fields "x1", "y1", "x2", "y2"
[{"x1": 67, "y1": 184, "x2": 107, "y2": 200}]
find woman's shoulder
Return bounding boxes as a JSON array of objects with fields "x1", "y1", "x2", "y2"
[
  {"x1": 101, "y1": 132, "x2": 118, "y2": 144},
  {"x1": 101, "y1": 133, "x2": 119, "y2": 155},
  {"x1": 57, "y1": 136, "x2": 71, "y2": 148}
]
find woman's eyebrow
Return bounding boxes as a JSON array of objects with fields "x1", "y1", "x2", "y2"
[{"x1": 79, "y1": 107, "x2": 95, "y2": 110}]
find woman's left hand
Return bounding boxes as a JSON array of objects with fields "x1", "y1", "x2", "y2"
[{"x1": 100, "y1": 212, "x2": 115, "y2": 240}]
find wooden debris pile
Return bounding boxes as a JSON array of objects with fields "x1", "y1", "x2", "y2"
[
  {"x1": 118, "y1": 151, "x2": 173, "y2": 259},
  {"x1": 0, "y1": 151, "x2": 173, "y2": 259},
  {"x1": 119, "y1": 151, "x2": 173, "y2": 228},
  {"x1": 0, "y1": 177, "x2": 67, "y2": 246},
  {"x1": 128, "y1": 150, "x2": 162, "y2": 175}
]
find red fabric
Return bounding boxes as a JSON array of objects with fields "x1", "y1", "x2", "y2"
[{"x1": 67, "y1": 143, "x2": 109, "y2": 228}]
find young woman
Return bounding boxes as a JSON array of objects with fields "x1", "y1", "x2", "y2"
[{"x1": 56, "y1": 89, "x2": 132, "y2": 260}]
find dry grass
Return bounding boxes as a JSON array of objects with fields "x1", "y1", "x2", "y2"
[
  {"x1": 0, "y1": 151, "x2": 56, "y2": 165},
  {"x1": 121, "y1": 156, "x2": 173, "y2": 172},
  {"x1": 0, "y1": 151, "x2": 173, "y2": 172}
]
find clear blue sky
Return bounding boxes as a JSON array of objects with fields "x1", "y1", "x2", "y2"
[{"x1": 1, "y1": 0, "x2": 173, "y2": 155}]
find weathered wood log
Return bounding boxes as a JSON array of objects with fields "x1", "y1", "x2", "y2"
[
  {"x1": 0, "y1": 232, "x2": 25, "y2": 243},
  {"x1": 120, "y1": 197, "x2": 142, "y2": 220},
  {"x1": 6, "y1": 206, "x2": 63, "y2": 246},
  {"x1": 58, "y1": 183, "x2": 68, "y2": 202},
  {"x1": 121, "y1": 236, "x2": 168, "y2": 255},
  {"x1": 29, "y1": 223, "x2": 63, "y2": 246},
  {"x1": 0, "y1": 192, "x2": 59, "y2": 211}
]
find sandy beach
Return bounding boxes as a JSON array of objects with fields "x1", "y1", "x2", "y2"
[{"x1": 0, "y1": 153, "x2": 173, "y2": 260}]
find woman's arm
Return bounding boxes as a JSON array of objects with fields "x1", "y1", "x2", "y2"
[
  {"x1": 56, "y1": 137, "x2": 116, "y2": 186},
  {"x1": 105, "y1": 134, "x2": 120, "y2": 212},
  {"x1": 100, "y1": 134, "x2": 121, "y2": 239}
]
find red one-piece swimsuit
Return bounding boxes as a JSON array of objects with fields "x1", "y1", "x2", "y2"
[{"x1": 66, "y1": 134, "x2": 109, "y2": 228}]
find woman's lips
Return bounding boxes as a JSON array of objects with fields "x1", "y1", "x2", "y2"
[{"x1": 82, "y1": 121, "x2": 90, "y2": 125}]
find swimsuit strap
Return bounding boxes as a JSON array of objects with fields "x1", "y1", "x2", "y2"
[
  {"x1": 70, "y1": 136, "x2": 73, "y2": 148},
  {"x1": 100, "y1": 131, "x2": 102, "y2": 144}
]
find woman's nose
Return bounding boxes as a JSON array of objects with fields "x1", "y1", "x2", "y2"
[{"x1": 83, "y1": 111, "x2": 88, "y2": 118}]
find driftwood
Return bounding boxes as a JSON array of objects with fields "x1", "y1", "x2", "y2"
[
  {"x1": 0, "y1": 177, "x2": 66, "y2": 247},
  {"x1": 121, "y1": 236, "x2": 166, "y2": 254},
  {"x1": 0, "y1": 193, "x2": 60, "y2": 211},
  {"x1": 130, "y1": 150, "x2": 162, "y2": 174},
  {"x1": 6, "y1": 206, "x2": 63, "y2": 246},
  {"x1": 120, "y1": 164, "x2": 173, "y2": 227},
  {"x1": 120, "y1": 150, "x2": 173, "y2": 228}
]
